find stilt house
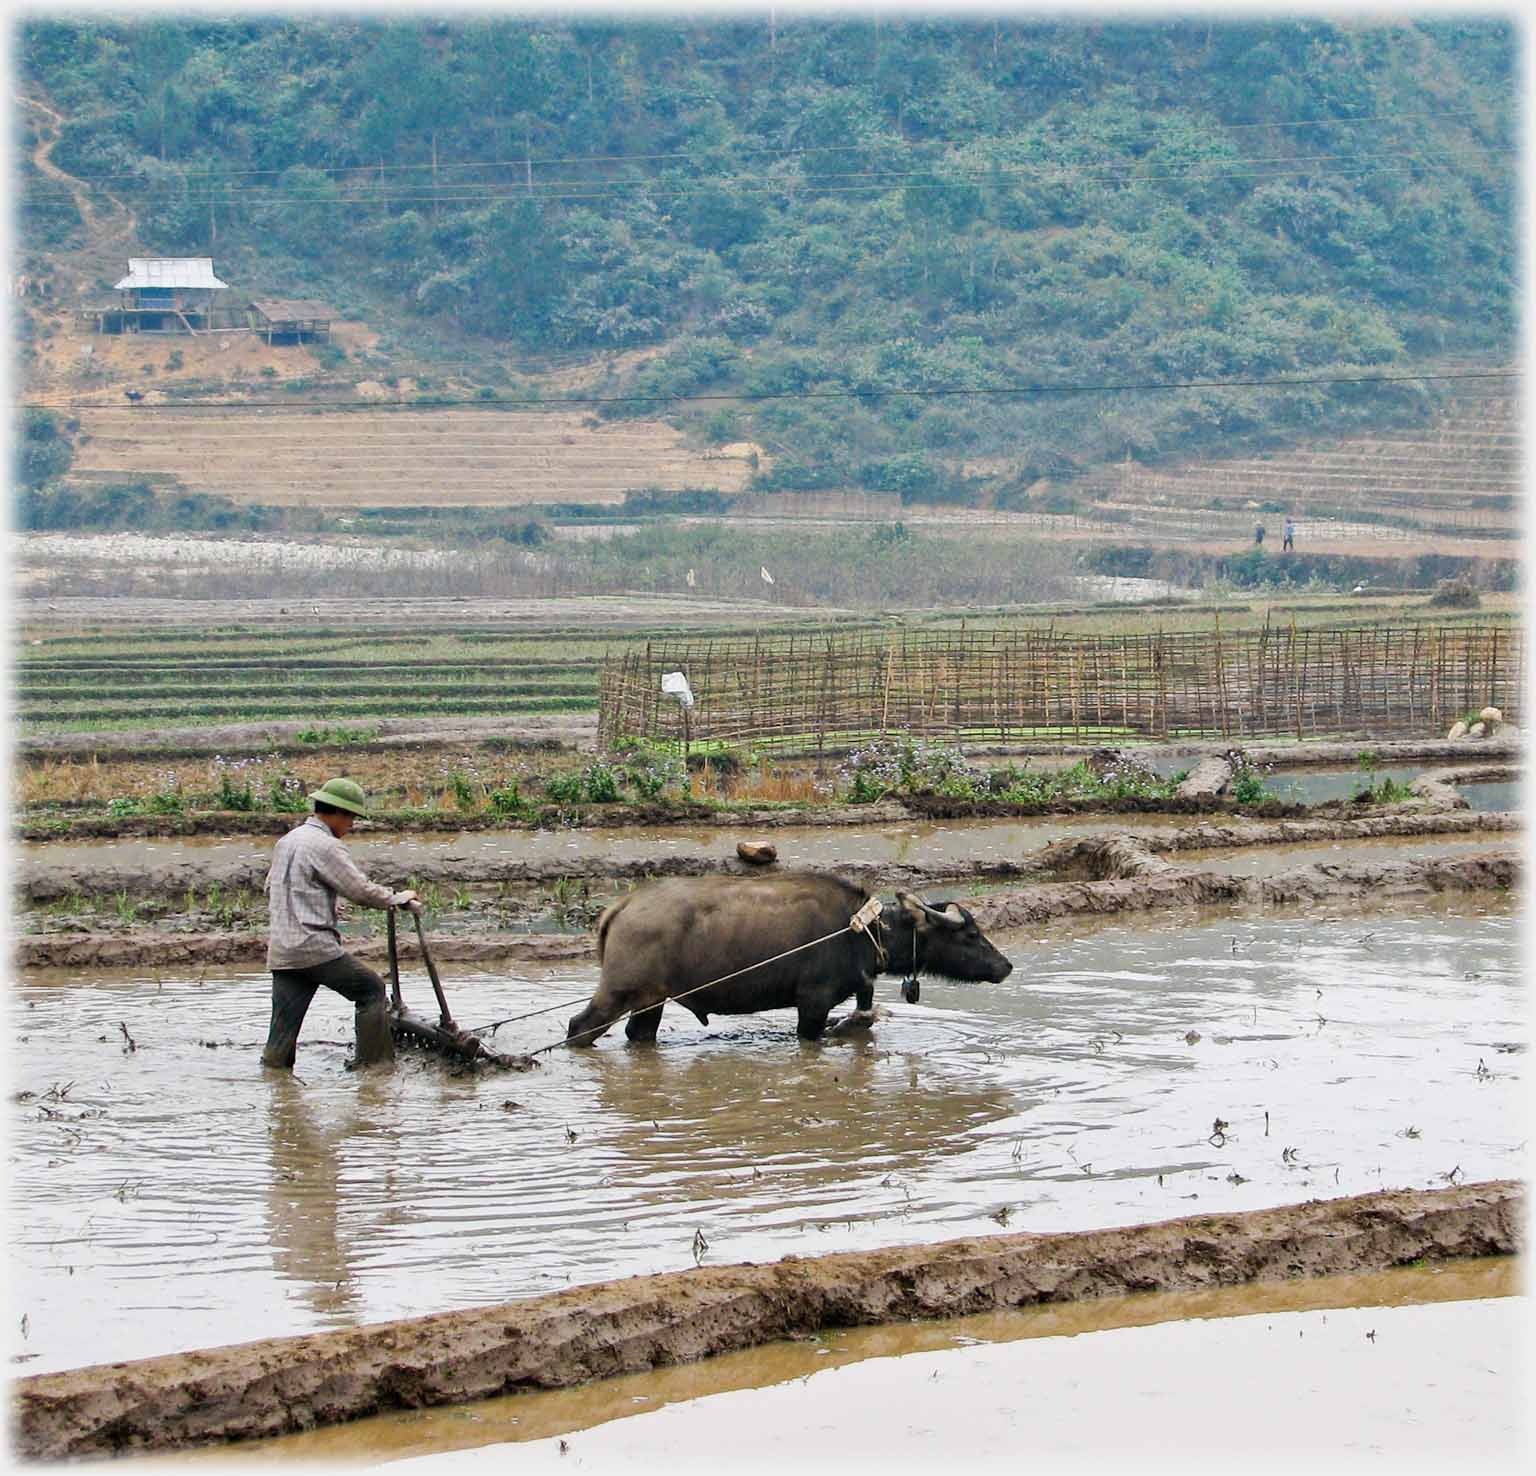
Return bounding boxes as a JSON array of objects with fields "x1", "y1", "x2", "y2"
[{"x1": 86, "y1": 257, "x2": 230, "y2": 334}]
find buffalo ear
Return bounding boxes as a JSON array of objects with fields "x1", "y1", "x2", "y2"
[{"x1": 941, "y1": 902, "x2": 967, "y2": 928}]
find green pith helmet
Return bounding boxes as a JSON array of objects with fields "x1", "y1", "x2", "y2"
[{"x1": 308, "y1": 777, "x2": 368, "y2": 815}]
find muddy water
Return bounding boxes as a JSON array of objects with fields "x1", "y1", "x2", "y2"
[
  {"x1": 8, "y1": 894, "x2": 1522, "y2": 1379},
  {"x1": 395, "y1": 1292, "x2": 1523, "y2": 1469},
  {"x1": 172, "y1": 1259, "x2": 1520, "y2": 1465}
]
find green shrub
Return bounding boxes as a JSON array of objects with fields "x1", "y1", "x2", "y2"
[
  {"x1": 544, "y1": 772, "x2": 587, "y2": 804},
  {"x1": 488, "y1": 781, "x2": 527, "y2": 816},
  {"x1": 627, "y1": 751, "x2": 687, "y2": 800},
  {"x1": 217, "y1": 770, "x2": 258, "y2": 812},
  {"x1": 147, "y1": 786, "x2": 184, "y2": 814},
  {"x1": 267, "y1": 776, "x2": 309, "y2": 812},
  {"x1": 582, "y1": 762, "x2": 622, "y2": 803}
]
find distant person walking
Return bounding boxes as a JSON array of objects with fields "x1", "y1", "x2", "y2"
[
  {"x1": 261, "y1": 777, "x2": 419, "y2": 1071},
  {"x1": 1253, "y1": 523, "x2": 1266, "y2": 547},
  {"x1": 1282, "y1": 517, "x2": 1296, "y2": 551}
]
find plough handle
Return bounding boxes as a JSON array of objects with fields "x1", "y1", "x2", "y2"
[
  {"x1": 386, "y1": 907, "x2": 403, "y2": 1010},
  {"x1": 411, "y1": 910, "x2": 457, "y2": 1032}
]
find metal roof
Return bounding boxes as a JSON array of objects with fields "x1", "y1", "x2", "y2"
[
  {"x1": 250, "y1": 298, "x2": 337, "y2": 321},
  {"x1": 114, "y1": 258, "x2": 229, "y2": 290}
]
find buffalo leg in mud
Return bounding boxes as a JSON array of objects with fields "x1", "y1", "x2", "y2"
[
  {"x1": 625, "y1": 1001, "x2": 666, "y2": 1043},
  {"x1": 797, "y1": 976, "x2": 869, "y2": 1040},
  {"x1": 828, "y1": 979, "x2": 879, "y2": 1037}
]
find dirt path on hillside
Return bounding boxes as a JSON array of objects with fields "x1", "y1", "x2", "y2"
[
  {"x1": 12, "y1": 1179, "x2": 1520, "y2": 1459},
  {"x1": 17, "y1": 93, "x2": 137, "y2": 291}
]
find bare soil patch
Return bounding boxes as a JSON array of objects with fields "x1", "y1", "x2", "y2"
[{"x1": 12, "y1": 1180, "x2": 1520, "y2": 1459}]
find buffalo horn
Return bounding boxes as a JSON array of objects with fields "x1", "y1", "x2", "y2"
[
  {"x1": 897, "y1": 891, "x2": 965, "y2": 930},
  {"x1": 919, "y1": 898, "x2": 965, "y2": 929}
]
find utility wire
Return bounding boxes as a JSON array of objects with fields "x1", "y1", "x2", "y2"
[
  {"x1": 40, "y1": 107, "x2": 1501, "y2": 184},
  {"x1": 24, "y1": 369, "x2": 1520, "y2": 415},
  {"x1": 23, "y1": 143, "x2": 1515, "y2": 209}
]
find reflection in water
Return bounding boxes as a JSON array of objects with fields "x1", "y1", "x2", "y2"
[
  {"x1": 8, "y1": 892, "x2": 1524, "y2": 1377},
  {"x1": 183, "y1": 1259, "x2": 1518, "y2": 1466},
  {"x1": 264, "y1": 1079, "x2": 397, "y2": 1323},
  {"x1": 581, "y1": 1036, "x2": 1020, "y2": 1232}
]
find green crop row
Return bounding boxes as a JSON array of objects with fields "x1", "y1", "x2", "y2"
[
  {"x1": 21, "y1": 657, "x2": 605, "y2": 675},
  {"x1": 18, "y1": 678, "x2": 599, "y2": 702},
  {"x1": 19, "y1": 694, "x2": 597, "y2": 731}
]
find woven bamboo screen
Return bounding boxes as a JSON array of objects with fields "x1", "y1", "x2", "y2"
[{"x1": 598, "y1": 622, "x2": 1522, "y2": 754}]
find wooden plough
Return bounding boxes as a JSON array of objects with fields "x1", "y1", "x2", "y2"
[{"x1": 387, "y1": 909, "x2": 537, "y2": 1071}]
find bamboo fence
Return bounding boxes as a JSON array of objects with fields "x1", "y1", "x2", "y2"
[{"x1": 598, "y1": 622, "x2": 1523, "y2": 755}]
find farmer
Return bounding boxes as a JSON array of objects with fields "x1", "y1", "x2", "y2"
[
  {"x1": 1253, "y1": 522, "x2": 1266, "y2": 547},
  {"x1": 261, "y1": 777, "x2": 420, "y2": 1071},
  {"x1": 1282, "y1": 517, "x2": 1296, "y2": 551}
]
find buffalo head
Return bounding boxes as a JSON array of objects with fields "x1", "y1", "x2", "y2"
[{"x1": 894, "y1": 891, "x2": 1012, "y2": 983}]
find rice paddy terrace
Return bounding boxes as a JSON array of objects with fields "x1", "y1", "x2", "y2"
[
  {"x1": 54, "y1": 364, "x2": 1518, "y2": 544},
  {"x1": 63, "y1": 405, "x2": 762, "y2": 508},
  {"x1": 12, "y1": 610, "x2": 870, "y2": 737},
  {"x1": 1075, "y1": 378, "x2": 1520, "y2": 544}
]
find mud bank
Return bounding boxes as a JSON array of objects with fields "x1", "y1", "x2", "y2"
[
  {"x1": 964, "y1": 846, "x2": 1517, "y2": 930},
  {"x1": 11, "y1": 1180, "x2": 1520, "y2": 1460},
  {"x1": 15, "y1": 808, "x2": 1518, "y2": 904},
  {"x1": 17, "y1": 800, "x2": 919, "y2": 845},
  {"x1": 14, "y1": 845, "x2": 1518, "y2": 970}
]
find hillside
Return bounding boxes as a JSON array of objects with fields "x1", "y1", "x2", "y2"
[{"x1": 14, "y1": 13, "x2": 1518, "y2": 510}]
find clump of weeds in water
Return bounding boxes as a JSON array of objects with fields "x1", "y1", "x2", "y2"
[
  {"x1": 1228, "y1": 749, "x2": 1272, "y2": 805},
  {"x1": 1350, "y1": 749, "x2": 1413, "y2": 805},
  {"x1": 544, "y1": 876, "x2": 601, "y2": 930}
]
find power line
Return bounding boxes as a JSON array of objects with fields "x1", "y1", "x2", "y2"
[
  {"x1": 38, "y1": 107, "x2": 1502, "y2": 185},
  {"x1": 21, "y1": 148, "x2": 1516, "y2": 214},
  {"x1": 24, "y1": 138, "x2": 1511, "y2": 208},
  {"x1": 25, "y1": 369, "x2": 1520, "y2": 415}
]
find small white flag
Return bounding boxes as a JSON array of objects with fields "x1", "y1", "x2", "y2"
[
  {"x1": 660, "y1": 671, "x2": 695, "y2": 709},
  {"x1": 760, "y1": 566, "x2": 775, "y2": 585},
  {"x1": 686, "y1": 568, "x2": 696, "y2": 587}
]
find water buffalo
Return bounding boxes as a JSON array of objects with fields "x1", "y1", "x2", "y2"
[{"x1": 566, "y1": 871, "x2": 1012, "y2": 1046}]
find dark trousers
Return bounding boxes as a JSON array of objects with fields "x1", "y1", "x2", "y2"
[{"x1": 262, "y1": 953, "x2": 396, "y2": 1069}]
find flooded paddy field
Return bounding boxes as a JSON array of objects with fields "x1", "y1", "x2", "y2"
[
  {"x1": 9, "y1": 891, "x2": 1522, "y2": 1383},
  {"x1": 212, "y1": 1260, "x2": 1520, "y2": 1468}
]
